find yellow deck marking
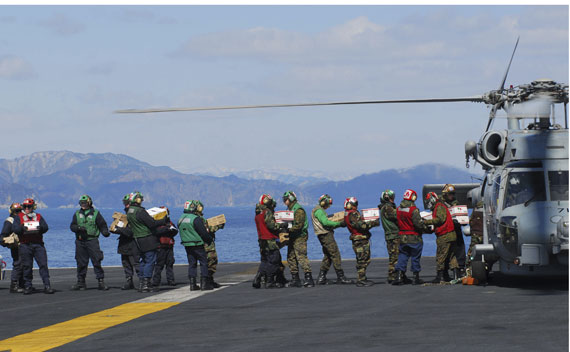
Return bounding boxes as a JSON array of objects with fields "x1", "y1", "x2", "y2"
[{"x1": 0, "y1": 302, "x2": 178, "y2": 352}]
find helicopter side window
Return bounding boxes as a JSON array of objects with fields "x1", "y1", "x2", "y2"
[
  {"x1": 549, "y1": 171, "x2": 569, "y2": 201},
  {"x1": 503, "y1": 172, "x2": 546, "y2": 209}
]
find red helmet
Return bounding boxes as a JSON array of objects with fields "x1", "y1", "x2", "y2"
[
  {"x1": 403, "y1": 189, "x2": 417, "y2": 202},
  {"x1": 22, "y1": 198, "x2": 37, "y2": 210},
  {"x1": 259, "y1": 194, "x2": 273, "y2": 206},
  {"x1": 344, "y1": 197, "x2": 358, "y2": 210}
]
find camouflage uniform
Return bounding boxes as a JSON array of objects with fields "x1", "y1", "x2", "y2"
[
  {"x1": 466, "y1": 203, "x2": 484, "y2": 268},
  {"x1": 425, "y1": 200, "x2": 459, "y2": 272},
  {"x1": 347, "y1": 211, "x2": 380, "y2": 282},
  {"x1": 287, "y1": 201, "x2": 311, "y2": 275},
  {"x1": 444, "y1": 198, "x2": 466, "y2": 270},
  {"x1": 204, "y1": 219, "x2": 223, "y2": 274},
  {"x1": 379, "y1": 200, "x2": 399, "y2": 281},
  {"x1": 311, "y1": 205, "x2": 343, "y2": 272}
]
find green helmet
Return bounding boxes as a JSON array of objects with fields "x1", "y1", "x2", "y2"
[
  {"x1": 79, "y1": 194, "x2": 93, "y2": 207},
  {"x1": 381, "y1": 189, "x2": 395, "y2": 202},
  {"x1": 318, "y1": 194, "x2": 333, "y2": 207},
  {"x1": 184, "y1": 200, "x2": 203, "y2": 214},
  {"x1": 283, "y1": 191, "x2": 297, "y2": 203},
  {"x1": 129, "y1": 191, "x2": 143, "y2": 205},
  {"x1": 122, "y1": 194, "x2": 131, "y2": 206}
]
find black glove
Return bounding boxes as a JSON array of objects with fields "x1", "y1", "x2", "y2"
[
  {"x1": 102, "y1": 231, "x2": 110, "y2": 238},
  {"x1": 279, "y1": 222, "x2": 289, "y2": 231},
  {"x1": 77, "y1": 226, "x2": 87, "y2": 233},
  {"x1": 339, "y1": 221, "x2": 347, "y2": 228}
]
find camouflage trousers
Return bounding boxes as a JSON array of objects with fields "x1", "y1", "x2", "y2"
[
  {"x1": 352, "y1": 239, "x2": 371, "y2": 281},
  {"x1": 385, "y1": 237, "x2": 400, "y2": 280},
  {"x1": 436, "y1": 234, "x2": 459, "y2": 271},
  {"x1": 317, "y1": 232, "x2": 343, "y2": 273},
  {"x1": 287, "y1": 235, "x2": 311, "y2": 275},
  {"x1": 204, "y1": 242, "x2": 218, "y2": 274},
  {"x1": 466, "y1": 234, "x2": 483, "y2": 267}
]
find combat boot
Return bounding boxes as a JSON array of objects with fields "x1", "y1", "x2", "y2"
[
  {"x1": 290, "y1": 273, "x2": 302, "y2": 288},
  {"x1": 121, "y1": 277, "x2": 134, "y2": 290},
  {"x1": 140, "y1": 278, "x2": 151, "y2": 293},
  {"x1": 303, "y1": 272, "x2": 315, "y2": 288},
  {"x1": 392, "y1": 271, "x2": 404, "y2": 286},
  {"x1": 335, "y1": 269, "x2": 354, "y2": 284},
  {"x1": 9, "y1": 281, "x2": 20, "y2": 293},
  {"x1": 98, "y1": 278, "x2": 109, "y2": 291},
  {"x1": 201, "y1": 276, "x2": 213, "y2": 291},
  {"x1": 356, "y1": 279, "x2": 374, "y2": 287},
  {"x1": 265, "y1": 275, "x2": 276, "y2": 289},
  {"x1": 402, "y1": 273, "x2": 413, "y2": 284},
  {"x1": 23, "y1": 286, "x2": 33, "y2": 295},
  {"x1": 316, "y1": 270, "x2": 328, "y2": 285},
  {"x1": 167, "y1": 280, "x2": 176, "y2": 286},
  {"x1": 252, "y1": 271, "x2": 262, "y2": 289},
  {"x1": 71, "y1": 279, "x2": 87, "y2": 291},
  {"x1": 453, "y1": 268, "x2": 461, "y2": 281},
  {"x1": 431, "y1": 270, "x2": 444, "y2": 284},
  {"x1": 412, "y1": 272, "x2": 424, "y2": 285},
  {"x1": 209, "y1": 271, "x2": 221, "y2": 289},
  {"x1": 44, "y1": 285, "x2": 55, "y2": 294},
  {"x1": 276, "y1": 270, "x2": 289, "y2": 287},
  {"x1": 189, "y1": 277, "x2": 200, "y2": 291},
  {"x1": 442, "y1": 270, "x2": 452, "y2": 282}
]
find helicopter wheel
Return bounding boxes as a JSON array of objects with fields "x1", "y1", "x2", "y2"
[{"x1": 471, "y1": 260, "x2": 488, "y2": 283}]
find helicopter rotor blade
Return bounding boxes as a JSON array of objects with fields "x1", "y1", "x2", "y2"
[
  {"x1": 115, "y1": 96, "x2": 485, "y2": 114},
  {"x1": 485, "y1": 36, "x2": 520, "y2": 132}
]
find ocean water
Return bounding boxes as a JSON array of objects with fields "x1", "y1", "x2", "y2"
[{"x1": 0, "y1": 206, "x2": 471, "y2": 268}]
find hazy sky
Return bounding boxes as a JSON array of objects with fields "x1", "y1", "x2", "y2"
[{"x1": 0, "y1": 5, "x2": 567, "y2": 178}]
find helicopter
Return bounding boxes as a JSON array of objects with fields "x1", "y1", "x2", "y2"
[{"x1": 116, "y1": 38, "x2": 569, "y2": 281}]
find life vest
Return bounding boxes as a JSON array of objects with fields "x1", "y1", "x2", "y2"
[
  {"x1": 290, "y1": 202, "x2": 309, "y2": 236},
  {"x1": 434, "y1": 202, "x2": 455, "y2": 237},
  {"x1": 344, "y1": 209, "x2": 364, "y2": 238},
  {"x1": 178, "y1": 213, "x2": 204, "y2": 246},
  {"x1": 18, "y1": 212, "x2": 43, "y2": 244},
  {"x1": 75, "y1": 208, "x2": 100, "y2": 239},
  {"x1": 255, "y1": 210, "x2": 278, "y2": 240},
  {"x1": 397, "y1": 205, "x2": 420, "y2": 235},
  {"x1": 127, "y1": 206, "x2": 152, "y2": 239}
]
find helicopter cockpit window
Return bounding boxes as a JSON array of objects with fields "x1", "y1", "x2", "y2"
[
  {"x1": 548, "y1": 171, "x2": 569, "y2": 201},
  {"x1": 504, "y1": 172, "x2": 546, "y2": 209}
]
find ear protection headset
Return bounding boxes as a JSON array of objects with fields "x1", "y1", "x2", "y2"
[{"x1": 319, "y1": 194, "x2": 332, "y2": 207}]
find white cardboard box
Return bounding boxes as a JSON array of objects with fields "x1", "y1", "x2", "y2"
[
  {"x1": 146, "y1": 207, "x2": 168, "y2": 220},
  {"x1": 420, "y1": 211, "x2": 435, "y2": 231},
  {"x1": 274, "y1": 210, "x2": 294, "y2": 223},
  {"x1": 450, "y1": 205, "x2": 469, "y2": 225},
  {"x1": 361, "y1": 208, "x2": 379, "y2": 222}
]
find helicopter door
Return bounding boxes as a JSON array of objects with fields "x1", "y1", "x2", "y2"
[{"x1": 484, "y1": 172, "x2": 502, "y2": 239}]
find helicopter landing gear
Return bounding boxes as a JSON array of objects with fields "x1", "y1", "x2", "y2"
[{"x1": 471, "y1": 260, "x2": 488, "y2": 283}]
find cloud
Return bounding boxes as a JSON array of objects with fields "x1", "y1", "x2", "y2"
[
  {"x1": 86, "y1": 62, "x2": 116, "y2": 75},
  {"x1": 38, "y1": 13, "x2": 85, "y2": 36},
  {"x1": 0, "y1": 56, "x2": 36, "y2": 80}
]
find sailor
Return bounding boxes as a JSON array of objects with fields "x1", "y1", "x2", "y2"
[
  {"x1": 424, "y1": 192, "x2": 459, "y2": 283},
  {"x1": 378, "y1": 190, "x2": 400, "y2": 284},
  {"x1": 283, "y1": 191, "x2": 314, "y2": 288},
  {"x1": 254, "y1": 194, "x2": 287, "y2": 288},
  {"x1": 126, "y1": 191, "x2": 167, "y2": 293},
  {"x1": 466, "y1": 201, "x2": 484, "y2": 270},
  {"x1": 441, "y1": 184, "x2": 466, "y2": 276},
  {"x1": 1, "y1": 203, "x2": 24, "y2": 293},
  {"x1": 69, "y1": 195, "x2": 110, "y2": 291},
  {"x1": 344, "y1": 196, "x2": 380, "y2": 287},
  {"x1": 12, "y1": 198, "x2": 54, "y2": 294},
  {"x1": 109, "y1": 194, "x2": 140, "y2": 290},
  {"x1": 178, "y1": 200, "x2": 213, "y2": 291},
  {"x1": 310, "y1": 194, "x2": 352, "y2": 285},
  {"x1": 151, "y1": 207, "x2": 178, "y2": 290},
  {"x1": 199, "y1": 202, "x2": 224, "y2": 289},
  {"x1": 392, "y1": 190, "x2": 429, "y2": 286}
]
